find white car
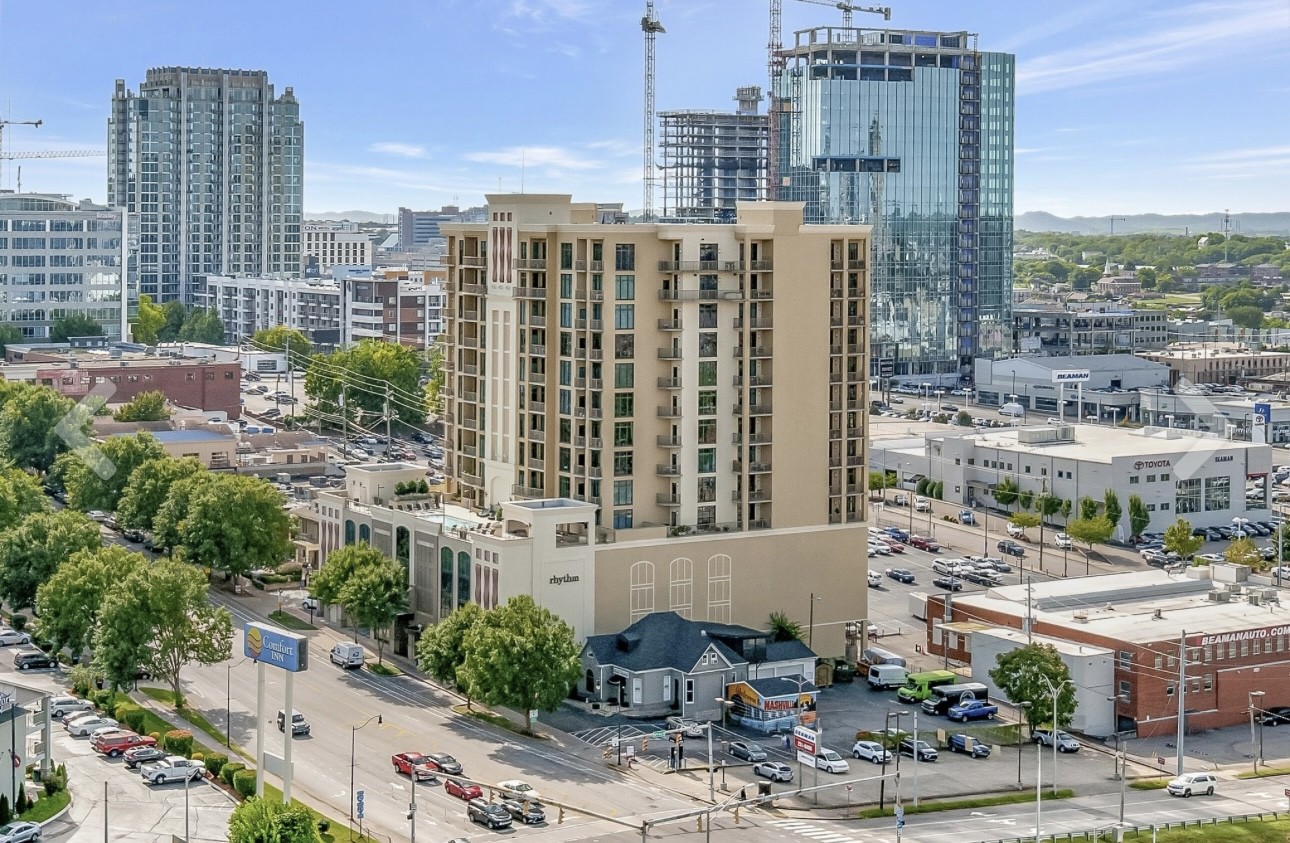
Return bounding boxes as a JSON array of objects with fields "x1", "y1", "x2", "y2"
[
  {"x1": 0, "y1": 630, "x2": 30, "y2": 646},
  {"x1": 868, "y1": 541, "x2": 892, "y2": 556},
  {"x1": 851, "y1": 740, "x2": 891, "y2": 764},
  {"x1": 814, "y1": 749, "x2": 850, "y2": 773},
  {"x1": 0, "y1": 821, "x2": 41, "y2": 843},
  {"x1": 913, "y1": 496, "x2": 931, "y2": 512},
  {"x1": 1054, "y1": 533, "x2": 1073, "y2": 549},
  {"x1": 1006, "y1": 523, "x2": 1025, "y2": 538},
  {"x1": 49, "y1": 696, "x2": 94, "y2": 719},
  {"x1": 67, "y1": 716, "x2": 117, "y2": 737},
  {"x1": 666, "y1": 716, "x2": 705, "y2": 738},
  {"x1": 866, "y1": 570, "x2": 883, "y2": 588},
  {"x1": 497, "y1": 780, "x2": 540, "y2": 801},
  {"x1": 1167, "y1": 772, "x2": 1216, "y2": 797}
]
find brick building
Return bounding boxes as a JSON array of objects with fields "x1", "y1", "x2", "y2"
[{"x1": 927, "y1": 569, "x2": 1290, "y2": 738}]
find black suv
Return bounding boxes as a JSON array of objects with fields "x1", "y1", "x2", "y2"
[
  {"x1": 467, "y1": 799, "x2": 513, "y2": 829},
  {"x1": 500, "y1": 798, "x2": 545, "y2": 824},
  {"x1": 14, "y1": 651, "x2": 55, "y2": 671},
  {"x1": 997, "y1": 540, "x2": 1025, "y2": 558}
]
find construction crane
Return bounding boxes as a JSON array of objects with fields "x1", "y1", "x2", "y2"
[
  {"x1": 2, "y1": 150, "x2": 107, "y2": 193},
  {"x1": 0, "y1": 118, "x2": 42, "y2": 185},
  {"x1": 641, "y1": 1, "x2": 665, "y2": 221},
  {"x1": 796, "y1": 0, "x2": 891, "y2": 26},
  {"x1": 767, "y1": 0, "x2": 784, "y2": 197}
]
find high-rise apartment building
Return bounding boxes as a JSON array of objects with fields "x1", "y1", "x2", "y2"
[
  {"x1": 0, "y1": 193, "x2": 129, "y2": 342},
  {"x1": 108, "y1": 67, "x2": 303, "y2": 303},
  {"x1": 442, "y1": 195, "x2": 872, "y2": 534},
  {"x1": 777, "y1": 27, "x2": 1014, "y2": 382},
  {"x1": 659, "y1": 86, "x2": 768, "y2": 222}
]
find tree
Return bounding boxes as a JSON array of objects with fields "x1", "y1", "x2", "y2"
[
  {"x1": 1162, "y1": 518, "x2": 1204, "y2": 561},
  {"x1": 1018, "y1": 489, "x2": 1034, "y2": 511},
  {"x1": 867, "y1": 471, "x2": 888, "y2": 500},
  {"x1": 305, "y1": 339, "x2": 424, "y2": 425},
  {"x1": 228, "y1": 797, "x2": 321, "y2": 843},
  {"x1": 1227, "y1": 305, "x2": 1266, "y2": 330},
  {"x1": 37, "y1": 545, "x2": 146, "y2": 662},
  {"x1": 177, "y1": 307, "x2": 226, "y2": 344},
  {"x1": 340, "y1": 556, "x2": 406, "y2": 664},
  {"x1": 49, "y1": 313, "x2": 105, "y2": 342},
  {"x1": 0, "y1": 324, "x2": 23, "y2": 356},
  {"x1": 1065, "y1": 516, "x2": 1113, "y2": 551},
  {"x1": 424, "y1": 342, "x2": 446, "y2": 414},
  {"x1": 59, "y1": 433, "x2": 166, "y2": 514},
  {"x1": 308, "y1": 544, "x2": 374, "y2": 608},
  {"x1": 0, "y1": 509, "x2": 101, "y2": 610},
  {"x1": 1060, "y1": 499, "x2": 1073, "y2": 523},
  {"x1": 1036, "y1": 493, "x2": 1062, "y2": 526},
  {"x1": 1009, "y1": 512, "x2": 1041, "y2": 532},
  {"x1": 1103, "y1": 489, "x2": 1122, "y2": 534},
  {"x1": 767, "y1": 611, "x2": 803, "y2": 642},
  {"x1": 0, "y1": 467, "x2": 49, "y2": 532},
  {"x1": 130, "y1": 294, "x2": 166, "y2": 345},
  {"x1": 1226, "y1": 537, "x2": 1264, "y2": 571},
  {"x1": 117, "y1": 456, "x2": 204, "y2": 532},
  {"x1": 1128, "y1": 494, "x2": 1150, "y2": 540},
  {"x1": 113, "y1": 391, "x2": 170, "y2": 422},
  {"x1": 416, "y1": 603, "x2": 485, "y2": 705},
  {"x1": 159, "y1": 301, "x2": 187, "y2": 342},
  {"x1": 458, "y1": 595, "x2": 581, "y2": 734},
  {"x1": 1079, "y1": 496, "x2": 1099, "y2": 521},
  {"x1": 96, "y1": 558, "x2": 232, "y2": 704},
  {"x1": 252, "y1": 326, "x2": 312, "y2": 360},
  {"x1": 992, "y1": 477, "x2": 1019, "y2": 511},
  {"x1": 0, "y1": 384, "x2": 89, "y2": 472},
  {"x1": 955, "y1": 410, "x2": 972, "y2": 427},
  {"x1": 150, "y1": 472, "x2": 216, "y2": 551},
  {"x1": 989, "y1": 643, "x2": 1077, "y2": 730},
  {"x1": 174, "y1": 474, "x2": 293, "y2": 579}
]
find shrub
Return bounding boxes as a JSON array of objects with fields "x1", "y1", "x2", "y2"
[
  {"x1": 163, "y1": 729, "x2": 194, "y2": 757},
  {"x1": 14, "y1": 789, "x2": 28, "y2": 815},
  {"x1": 0, "y1": 794, "x2": 10, "y2": 825},
  {"x1": 275, "y1": 561, "x2": 303, "y2": 577},
  {"x1": 92, "y1": 690, "x2": 115, "y2": 710},
  {"x1": 41, "y1": 764, "x2": 67, "y2": 797},
  {"x1": 204, "y1": 752, "x2": 228, "y2": 778},
  {"x1": 394, "y1": 481, "x2": 409, "y2": 495},
  {"x1": 233, "y1": 769, "x2": 257, "y2": 799},
  {"x1": 222, "y1": 762, "x2": 245, "y2": 787},
  {"x1": 122, "y1": 708, "x2": 146, "y2": 734},
  {"x1": 418, "y1": 479, "x2": 429, "y2": 493},
  {"x1": 68, "y1": 664, "x2": 98, "y2": 697},
  {"x1": 191, "y1": 751, "x2": 204, "y2": 764},
  {"x1": 10, "y1": 615, "x2": 26, "y2": 632},
  {"x1": 317, "y1": 819, "x2": 331, "y2": 833},
  {"x1": 148, "y1": 732, "x2": 161, "y2": 743}
]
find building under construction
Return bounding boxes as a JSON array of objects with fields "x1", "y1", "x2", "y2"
[{"x1": 659, "y1": 86, "x2": 768, "y2": 222}]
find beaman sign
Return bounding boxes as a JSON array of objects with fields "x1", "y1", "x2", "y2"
[
  {"x1": 244, "y1": 622, "x2": 309, "y2": 672},
  {"x1": 1051, "y1": 370, "x2": 1091, "y2": 383}
]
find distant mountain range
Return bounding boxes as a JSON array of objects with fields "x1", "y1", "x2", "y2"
[
  {"x1": 306, "y1": 210, "x2": 393, "y2": 224},
  {"x1": 1017, "y1": 211, "x2": 1290, "y2": 236}
]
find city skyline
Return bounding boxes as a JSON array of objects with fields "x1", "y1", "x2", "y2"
[{"x1": 0, "y1": 0, "x2": 1286, "y2": 217}]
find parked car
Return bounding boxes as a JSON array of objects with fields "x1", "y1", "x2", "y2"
[
  {"x1": 424, "y1": 753, "x2": 463, "y2": 775},
  {"x1": 898, "y1": 737, "x2": 938, "y2": 761},
  {"x1": 1032, "y1": 728, "x2": 1081, "y2": 752},
  {"x1": 67, "y1": 716, "x2": 117, "y2": 737},
  {"x1": 727, "y1": 741, "x2": 767, "y2": 762},
  {"x1": 885, "y1": 568, "x2": 916, "y2": 584},
  {"x1": 997, "y1": 540, "x2": 1025, "y2": 557},
  {"x1": 948, "y1": 733, "x2": 991, "y2": 758},
  {"x1": 1258, "y1": 706, "x2": 1290, "y2": 726},
  {"x1": 0, "y1": 630, "x2": 31, "y2": 647},
  {"x1": 908, "y1": 535, "x2": 940, "y2": 551},
  {"x1": 851, "y1": 741, "x2": 891, "y2": 764},
  {"x1": 881, "y1": 539, "x2": 905, "y2": 554},
  {"x1": 445, "y1": 779, "x2": 483, "y2": 800},
  {"x1": 12, "y1": 651, "x2": 54, "y2": 671},
  {"x1": 0, "y1": 822, "x2": 41, "y2": 843},
  {"x1": 963, "y1": 569, "x2": 1002, "y2": 587},
  {"x1": 497, "y1": 780, "x2": 541, "y2": 801},
  {"x1": 958, "y1": 510, "x2": 976, "y2": 525},
  {"x1": 140, "y1": 756, "x2": 205, "y2": 785},
  {"x1": 947, "y1": 700, "x2": 998, "y2": 722},
  {"x1": 1167, "y1": 772, "x2": 1216, "y2": 797},
  {"x1": 814, "y1": 749, "x2": 850, "y2": 773},
  {"x1": 92, "y1": 731, "x2": 156, "y2": 757},
  {"x1": 500, "y1": 798, "x2": 545, "y2": 824},
  {"x1": 753, "y1": 761, "x2": 793, "y2": 782},
  {"x1": 932, "y1": 575, "x2": 963, "y2": 591},
  {"x1": 867, "y1": 570, "x2": 883, "y2": 588},
  {"x1": 885, "y1": 526, "x2": 910, "y2": 542},
  {"x1": 892, "y1": 494, "x2": 909, "y2": 506},
  {"x1": 913, "y1": 496, "x2": 932, "y2": 512},
  {"x1": 666, "y1": 716, "x2": 705, "y2": 738},
  {"x1": 1006, "y1": 522, "x2": 1025, "y2": 538},
  {"x1": 124, "y1": 746, "x2": 167, "y2": 770},
  {"x1": 48, "y1": 696, "x2": 94, "y2": 720},
  {"x1": 467, "y1": 799, "x2": 513, "y2": 829}
]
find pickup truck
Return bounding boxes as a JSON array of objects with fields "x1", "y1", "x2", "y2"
[
  {"x1": 140, "y1": 756, "x2": 205, "y2": 785},
  {"x1": 947, "y1": 699, "x2": 998, "y2": 722},
  {"x1": 1031, "y1": 728, "x2": 1081, "y2": 752},
  {"x1": 948, "y1": 733, "x2": 991, "y2": 758},
  {"x1": 392, "y1": 752, "x2": 439, "y2": 781},
  {"x1": 91, "y1": 731, "x2": 156, "y2": 758}
]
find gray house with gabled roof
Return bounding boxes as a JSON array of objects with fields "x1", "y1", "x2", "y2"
[{"x1": 578, "y1": 612, "x2": 816, "y2": 722}]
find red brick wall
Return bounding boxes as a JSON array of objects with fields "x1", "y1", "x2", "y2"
[{"x1": 37, "y1": 362, "x2": 242, "y2": 419}]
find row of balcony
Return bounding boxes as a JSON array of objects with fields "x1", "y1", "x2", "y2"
[
  {"x1": 829, "y1": 485, "x2": 865, "y2": 495},
  {"x1": 732, "y1": 375, "x2": 771, "y2": 387},
  {"x1": 733, "y1": 460, "x2": 772, "y2": 473},
  {"x1": 572, "y1": 378, "x2": 604, "y2": 390},
  {"x1": 733, "y1": 489, "x2": 772, "y2": 503},
  {"x1": 827, "y1": 513, "x2": 866, "y2": 525},
  {"x1": 657, "y1": 288, "x2": 774, "y2": 301},
  {"x1": 830, "y1": 315, "x2": 866, "y2": 328},
  {"x1": 830, "y1": 288, "x2": 866, "y2": 299},
  {"x1": 828, "y1": 455, "x2": 866, "y2": 468},
  {"x1": 829, "y1": 400, "x2": 866, "y2": 411},
  {"x1": 733, "y1": 346, "x2": 772, "y2": 358},
  {"x1": 732, "y1": 317, "x2": 773, "y2": 330},
  {"x1": 830, "y1": 259, "x2": 867, "y2": 270},
  {"x1": 657, "y1": 260, "x2": 773, "y2": 272},
  {"x1": 572, "y1": 436, "x2": 604, "y2": 449},
  {"x1": 829, "y1": 344, "x2": 867, "y2": 355},
  {"x1": 732, "y1": 403, "x2": 773, "y2": 416},
  {"x1": 829, "y1": 372, "x2": 868, "y2": 383},
  {"x1": 828, "y1": 428, "x2": 864, "y2": 440},
  {"x1": 732, "y1": 432, "x2": 772, "y2": 445}
]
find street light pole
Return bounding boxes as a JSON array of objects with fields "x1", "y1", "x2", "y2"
[
  {"x1": 349, "y1": 714, "x2": 382, "y2": 834},
  {"x1": 1016, "y1": 701, "x2": 1032, "y2": 789},
  {"x1": 1037, "y1": 673, "x2": 1071, "y2": 796},
  {"x1": 1250, "y1": 690, "x2": 1266, "y2": 775},
  {"x1": 880, "y1": 709, "x2": 908, "y2": 811},
  {"x1": 226, "y1": 657, "x2": 249, "y2": 748}
]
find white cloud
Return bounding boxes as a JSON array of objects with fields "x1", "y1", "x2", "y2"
[
  {"x1": 369, "y1": 142, "x2": 427, "y2": 159},
  {"x1": 1017, "y1": 0, "x2": 1290, "y2": 94},
  {"x1": 463, "y1": 146, "x2": 603, "y2": 171}
]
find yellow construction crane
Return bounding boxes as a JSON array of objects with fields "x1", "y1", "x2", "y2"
[
  {"x1": 641, "y1": 0, "x2": 665, "y2": 221},
  {"x1": 796, "y1": 0, "x2": 891, "y2": 26}
]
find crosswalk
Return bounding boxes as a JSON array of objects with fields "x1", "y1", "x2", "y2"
[{"x1": 765, "y1": 818, "x2": 869, "y2": 843}]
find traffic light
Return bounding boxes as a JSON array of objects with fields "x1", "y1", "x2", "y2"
[
  {"x1": 642, "y1": 737, "x2": 649, "y2": 752},
  {"x1": 603, "y1": 746, "x2": 612, "y2": 759},
  {"x1": 558, "y1": 807, "x2": 565, "y2": 825},
  {"x1": 674, "y1": 732, "x2": 682, "y2": 744}
]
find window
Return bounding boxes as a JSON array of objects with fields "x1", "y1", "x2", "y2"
[
  {"x1": 614, "y1": 451, "x2": 633, "y2": 476},
  {"x1": 685, "y1": 679, "x2": 694, "y2": 704},
  {"x1": 1165, "y1": 682, "x2": 1175, "y2": 697},
  {"x1": 699, "y1": 361, "x2": 717, "y2": 386},
  {"x1": 613, "y1": 509, "x2": 633, "y2": 529},
  {"x1": 615, "y1": 304, "x2": 634, "y2": 329},
  {"x1": 1161, "y1": 473, "x2": 1170, "y2": 481},
  {"x1": 1118, "y1": 650, "x2": 1132, "y2": 669},
  {"x1": 615, "y1": 275, "x2": 635, "y2": 300},
  {"x1": 614, "y1": 422, "x2": 633, "y2": 446},
  {"x1": 699, "y1": 303, "x2": 717, "y2": 329},
  {"x1": 560, "y1": 302, "x2": 572, "y2": 328},
  {"x1": 699, "y1": 332, "x2": 717, "y2": 357},
  {"x1": 1153, "y1": 653, "x2": 1163, "y2": 669},
  {"x1": 1129, "y1": 476, "x2": 1140, "y2": 485},
  {"x1": 697, "y1": 476, "x2": 716, "y2": 503},
  {"x1": 1203, "y1": 674, "x2": 1213, "y2": 691},
  {"x1": 1175, "y1": 477, "x2": 1202, "y2": 515},
  {"x1": 630, "y1": 561, "x2": 654, "y2": 622},
  {"x1": 614, "y1": 393, "x2": 634, "y2": 417},
  {"x1": 698, "y1": 391, "x2": 716, "y2": 415},
  {"x1": 613, "y1": 480, "x2": 634, "y2": 505},
  {"x1": 1118, "y1": 680, "x2": 1132, "y2": 702},
  {"x1": 615, "y1": 334, "x2": 634, "y2": 359},
  {"x1": 615, "y1": 244, "x2": 635, "y2": 271},
  {"x1": 698, "y1": 418, "x2": 716, "y2": 445},
  {"x1": 1204, "y1": 476, "x2": 1230, "y2": 512},
  {"x1": 560, "y1": 242, "x2": 573, "y2": 270},
  {"x1": 707, "y1": 554, "x2": 731, "y2": 623},
  {"x1": 615, "y1": 363, "x2": 634, "y2": 388},
  {"x1": 670, "y1": 558, "x2": 693, "y2": 618},
  {"x1": 698, "y1": 448, "x2": 716, "y2": 473},
  {"x1": 559, "y1": 274, "x2": 572, "y2": 298}
]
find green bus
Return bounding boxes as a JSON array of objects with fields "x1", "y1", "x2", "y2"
[{"x1": 895, "y1": 669, "x2": 957, "y2": 703}]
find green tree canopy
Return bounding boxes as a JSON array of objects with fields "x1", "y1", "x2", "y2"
[
  {"x1": 151, "y1": 472, "x2": 216, "y2": 550},
  {"x1": 1010, "y1": 512, "x2": 1040, "y2": 530},
  {"x1": 1065, "y1": 516, "x2": 1113, "y2": 550},
  {"x1": 0, "y1": 509, "x2": 102, "y2": 610},
  {"x1": 0, "y1": 325, "x2": 23, "y2": 356},
  {"x1": 307, "y1": 543, "x2": 376, "y2": 608},
  {"x1": 59, "y1": 432, "x2": 166, "y2": 514},
  {"x1": 1079, "y1": 497, "x2": 1099, "y2": 521},
  {"x1": 459, "y1": 595, "x2": 581, "y2": 734},
  {"x1": 1036, "y1": 493, "x2": 1062, "y2": 524},
  {"x1": 992, "y1": 477, "x2": 1020, "y2": 510},
  {"x1": 416, "y1": 603, "x2": 485, "y2": 704},
  {"x1": 989, "y1": 643, "x2": 1077, "y2": 730},
  {"x1": 113, "y1": 390, "x2": 170, "y2": 422},
  {"x1": 178, "y1": 307, "x2": 226, "y2": 344},
  {"x1": 1226, "y1": 537, "x2": 1264, "y2": 571},
  {"x1": 768, "y1": 611, "x2": 803, "y2": 642},
  {"x1": 339, "y1": 555, "x2": 406, "y2": 664},
  {"x1": 130, "y1": 294, "x2": 166, "y2": 345},
  {"x1": 159, "y1": 301, "x2": 187, "y2": 343},
  {"x1": 228, "y1": 797, "x2": 321, "y2": 843},
  {"x1": 1103, "y1": 490, "x2": 1122, "y2": 531},
  {"x1": 1128, "y1": 495, "x2": 1150, "y2": 539},
  {"x1": 424, "y1": 343, "x2": 445, "y2": 414},
  {"x1": 173, "y1": 474, "x2": 293, "y2": 578},
  {"x1": 1162, "y1": 518, "x2": 1203, "y2": 560},
  {"x1": 0, "y1": 384, "x2": 90, "y2": 472},
  {"x1": 251, "y1": 327, "x2": 312, "y2": 362},
  {"x1": 305, "y1": 339, "x2": 424, "y2": 425},
  {"x1": 0, "y1": 467, "x2": 49, "y2": 532},
  {"x1": 37, "y1": 545, "x2": 146, "y2": 661},
  {"x1": 867, "y1": 471, "x2": 888, "y2": 498},
  {"x1": 117, "y1": 456, "x2": 204, "y2": 532},
  {"x1": 50, "y1": 313, "x2": 105, "y2": 342},
  {"x1": 1227, "y1": 305, "x2": 1265, "y2": 330}
]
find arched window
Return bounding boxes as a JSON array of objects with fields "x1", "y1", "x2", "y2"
[
  {"x1": 440, "y1": 547, "x2": 454, "y2": 619},
  {"x1": 457, "y1": 551, "x2": 471, "y2": 608},
  {"x1": 395, "y1": 527, "x2": 410, "y2": 587},
  {"x1": 707, "y1": 554, "x2": 732, "y2": 623},
  {"x1": 359, "y1": 524, "x2": 371, "y2": 544},
  {"x1": 629, "y1": 561, "x2": 654, "y2": 622},
  {"x1": 669, "y1": 557, "x2": 693, "y2": 618},
  {"x1": 344, "y1": 520, "x2": 356, "y2": 546}
]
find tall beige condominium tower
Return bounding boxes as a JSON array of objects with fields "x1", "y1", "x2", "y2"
[{"x1": 442, "y1": 196, "x2": 870, "y2": 537}]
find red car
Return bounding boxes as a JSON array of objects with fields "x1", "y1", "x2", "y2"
[
  {"x1": 882, "y1": 539, "x2": 905, "y2": 554},
  {"x1": 392, "y1": 752, "x2": 438, "y2": 781},
  {"x1": 92, "y1": 730, "x2": 157, "y2": 758},
  {"x1": 445, "y1": 778, "x2": 483, "y2": 800},
  {"x1": 908, "y1": 535, "x2": 940, "y2": 551}
]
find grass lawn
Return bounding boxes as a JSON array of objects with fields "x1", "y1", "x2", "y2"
[
  {"x1": 269, "y1": 610, "x2": 316, "y2": 631},
  {"x1": 18, "y1": 788, "x2": 70, "y2": 823},
  {"x1": 366, "y1": 662, "x2": 402, "y2": 677},
  {"x1": 1120, "y1": 818, "x2": 1290, "y2": 842},
  {"x1": 262, "y1": 782, "x2": 375, "y2": 843},
  {"x1": 857, "y1": 789, "x2": 1074, "y2": 818},
  {"x1": 1129, "y1": 778, "x2": 1170, "y2": 790},
  {"x1": 451, "y1": 704, "x2": 544, "y2": 739},
  {"x1": 135, "y1": 688, "x2": 253, "y2": 762}
]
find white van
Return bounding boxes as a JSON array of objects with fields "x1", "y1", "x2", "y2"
[
  {"x1": 867, "y1": 664, "x2": 909, "y2": 690},
  {"x1": 330, "y1": 642, "x2": 366, "y2": 670},
  {"x1": 999, "y1": 402, "x2": 1025, "y2": 418}
]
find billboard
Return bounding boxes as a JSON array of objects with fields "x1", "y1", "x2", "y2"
[
  {"x1": 1051, "y1": 370, "x2": 1091, "y2": 383},
  {"x1": 244, "y1": 622, "x2": 309, "y2": 672}
]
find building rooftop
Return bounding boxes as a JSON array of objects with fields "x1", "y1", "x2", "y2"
[
  {"x1": 148, "y1": 429, "x2": 237, "y2": 445},
  {"x1": 1143, "y1": 345, "x2": 1290, "y2": 360},
  {"x1": 995, "y1": 353, "x2": 1160, "y2": 374},
  {"x1": 945, "y1": 424, "x2": 1265, "y2": 464}
]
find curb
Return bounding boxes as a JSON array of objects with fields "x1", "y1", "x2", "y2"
[{"x1": 35, "y1": 791, "x2": 73, "y2": 829}]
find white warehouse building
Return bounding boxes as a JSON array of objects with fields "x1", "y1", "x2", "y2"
[{"x1": 931, "y1": 424, "x2": 1273, "y2": 535}]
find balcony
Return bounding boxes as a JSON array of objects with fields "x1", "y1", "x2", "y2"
[
  {"x1": 733, "y1": 403, "x2": 773, "y2": 416},
  {"x1": 528, "y1": 402, "x2": 546, "y2": 413},
  {"x1": 574, "y1": 436, "x2": 586, "y2": 447},
  {"x1": 749, "y1": 346, "x2": 772, "y2": 358},
  {"x1": 511, "y1": 484, "x2": 544, "y2": 499},
  {"x1": 732, "y1": 431, "x2": 772, "y2": 445},
  {"x1": 658, "y1": 318, "x2": 684, "y2": 331},
  {"x1": 575, "y1": 260, "x2": 588, "y2": 271},
  {"x1": 658, "y1": 348, "x2": 683, "y2": 360},
  {"x1": 657, "y1": 406, "x2": 681, "y2": 418},
  {"x1": 750, "y1": 260, "x2": 774, "y2": 271},
  {"x1": 658, "y1": 260, "x2": 741, "y2": 272},
  {"x1": 589, "y1": 407, "x2": 602, "y2": 419},
  {"x1": 733, "y1": 317, "x2": 773, "y2": 330},
  {"x1": 572, "y1": 492, "x2": 602, "y2": 505},
  {"x1": 516, "y1": 258, "x2": 547, "y2": 270},
  {"x1": 589, "y1": 319, "x2": 604, "y2": 331},
  {"x1": 574, "y1": 378, "x2": 586, "y2": 389},
  {"x1": 514, "y1": 286, "x2": 547, "y2": 299},
  {"x1": 462, "y1": 473, "x2": 483, "y2": 487},
  {"x1": 460, "y1": 364, "x2": 479, "y2": 376},
  {"x1": 457, "y1": 335, "x2": 479, "y2": 349},
  {"x1": 590, "y1": 437, "x2": 603, "y2": 448},
  {"x1": 459, "y1": 444, "x2": 478, "y2": 457},
  {"x1": 460, "y1": 256, "x2": 486, "y2": 267},
  {"x1": 749, "y1": 462, "x2": 771, "y2": 473},
  {"x1": 461, "y1": 283, "x2": 486, "y2": 295},
  {"x1": 733, "y1": 375, "x2": 771, "y2": 388},
  {"x1": 657, "y1": 464, "x2": 681, "y2": 477},
  {"x1": 528, "y1": 458, "x2": 545, "y2": 472},
  {"x1": 734, "y1": 490, "x2": 771, "y2": 503},
  {"x1": 529, "y1": 315, "x2": 546, "y2": 328},
  {"x1": 590, "y1": 290, "x2": 604, "y2": 301},
  {"x1": 589, "y1": 348, "x2": 603, "y2": 360},
  {"x1": 460, "y1": 390, "x2": 478, "y2": 403},
  {"x1": 575, "y1": 318, "x2": 587, "y2": 330},
  {"x1": 590, "y1": 379, "x2": 603, "y2": 391},
  {"x1": 529, "y1": 344, "x2": 546, "y2": 356},
  {"x1": 657, "y1": 377, "x2": 682, "y2": 389},
  {"x1": 658, "y1": 435, "x2": 683, "y2": 448},
  {"x1": 657, "y1": 493, "x2": 682, "y2": 507},
  {"x1": 747, "y1": 288, "x2": 773, "y2": 300},
  {"x1": 589, "y1": 261, "x2": 605, "y2": 272}
]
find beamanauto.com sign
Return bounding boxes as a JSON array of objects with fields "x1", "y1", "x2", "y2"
[{"x1": 1195, "y1": 626, "x2": 1290, "y2": 647}]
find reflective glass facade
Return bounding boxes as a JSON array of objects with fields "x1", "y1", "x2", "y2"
[{"x1": 778, "y1": 28, "x2": 1014, "y2": 380}]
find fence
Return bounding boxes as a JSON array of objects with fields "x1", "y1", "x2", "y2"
[{"x1": 980, "y1": 810, "x2": 1286, "y2": 843}]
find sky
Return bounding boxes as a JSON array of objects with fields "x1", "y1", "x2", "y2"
[{"x1": 0, "y1": 0, "x2": 1287, "y2": 218}]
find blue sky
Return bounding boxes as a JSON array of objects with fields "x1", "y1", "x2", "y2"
[{"x1": 0, "y1": 0, "x2": 1287, "y2": 217}]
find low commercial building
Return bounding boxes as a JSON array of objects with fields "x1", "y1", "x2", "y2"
[
  {"x1": 137, "y1": 429, "x2": 236, "y2": 469},
  {"x1": 1139, "y1": 344, "x2": 1290, "y2": 388},
  {"x1": 302, "y1": 222, "x2": 372, "y2": 275},
  {"x1": 1012, "y1": 303, "x2": 1167, "y2": 356},
  {"x1": 932, "y1": 423, "x2": 1272, "y2": 533},
  {"x1": 927, "y1": 570, "x2": 1290, "y2": 738},
  {"x1": 973, "y1": 354, "x2": 1169, "y2": 423}
]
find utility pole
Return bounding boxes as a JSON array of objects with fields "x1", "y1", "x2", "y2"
[
  {"x1": 384, "y1": 385, "x2": 393, "y2": 460},
  {"x1": 1176, "y1": 629, "x2": 1187, "y2": 776},
  {"x1": 341, "y1": 384, "x2": 349, "y2": 459}
]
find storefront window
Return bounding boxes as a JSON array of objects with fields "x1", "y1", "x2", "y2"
[
  {"x1": 1203, "y1": 476, "x2": 1230, "y2": 511},
  {"x1": 1175, "y1": 478, "x2": 1201, "y2": 514}
]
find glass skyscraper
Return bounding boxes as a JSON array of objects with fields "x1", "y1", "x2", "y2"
[
  {"x1": 108, "y1": 67, "x2": 303, "y2": 303},
  {"x1": 778, "y1": 27, "x2": 1014, "y2": 382}
]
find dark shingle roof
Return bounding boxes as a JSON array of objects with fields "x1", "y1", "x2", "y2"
[{"x1": 582, "y1": 612, "x2": 816, "y2": 674}]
